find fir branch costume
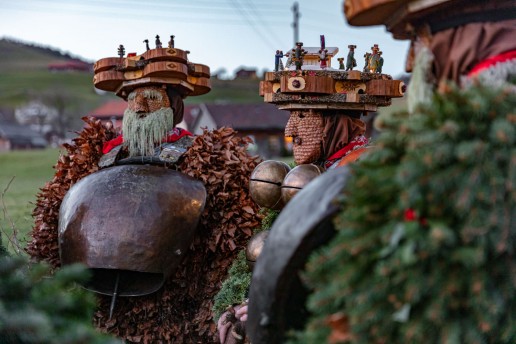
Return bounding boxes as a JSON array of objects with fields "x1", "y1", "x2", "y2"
[{"x1": 295, "y1": 83, "x2": 516, "y2": 343}]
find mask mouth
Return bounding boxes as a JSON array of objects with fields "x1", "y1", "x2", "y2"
[{"x1": 294, "y1": 137, "x2": 302, "y2": 145}]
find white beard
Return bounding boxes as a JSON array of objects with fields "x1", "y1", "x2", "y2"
[{"x1": 122, "y1": 107, "x2": 175, "y2": 157}]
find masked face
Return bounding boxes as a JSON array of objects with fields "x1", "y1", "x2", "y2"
[
  {"x1": 122, "y1": 86, "x2": 175, "y2": 157},
  {"x1": 285, "y1": 110, "x2": 323, "y2": 164}
]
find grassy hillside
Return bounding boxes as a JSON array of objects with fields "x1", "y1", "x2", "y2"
[
  {"x1": 0, "y1": 38, "x2": 73, "y2": 72},
  {"x1": 0, "y1": 38, "x2": 262, "y2": 112},
  {"x1": 0, "y1": 148, "x2": 60, "y2": 255}
]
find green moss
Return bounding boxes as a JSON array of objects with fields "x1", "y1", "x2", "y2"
[{"x1": 213, "y1": 209, "x2": 280, "y2": 321}]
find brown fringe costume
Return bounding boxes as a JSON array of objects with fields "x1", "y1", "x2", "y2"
[{"x1": 27, "y1": 118, "x2": 262, "y2": 343}]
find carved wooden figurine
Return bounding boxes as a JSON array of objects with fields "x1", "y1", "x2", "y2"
[
  {"x1": 338, "y1": 57, "x2": 345, "y2": 69},
  {"x1": 363, "y1": 52, "x2": 371, "y2": 72},
  {"x1": 368, "y1": 44, "x2": 381, "y2": 73},
  {"x1": 346, "y1": 44, "x2": 357, "y2": 71},
  {"x1": 275, "y1": 50, "x2": 284, "y2": 71}
]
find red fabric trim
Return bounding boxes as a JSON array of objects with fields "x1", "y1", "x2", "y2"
[
  {"x1": 468, "y1": 50, "x2": 516, "y2": 77},
  {"x1": 102, "y1": 135, "x2": 123, "y2": 154},
  {"x1": 335, "y1": 147, "x2": 368, "y2": 167},
  {"x1": 325, "y1": 135, "x2": 369, "y2": 168},
  {"x1": 102, "y1": 128, "x2": 193, "y2": 154}
]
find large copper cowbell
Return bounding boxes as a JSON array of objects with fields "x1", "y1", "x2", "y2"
[{"x1": 58, "y1": 164, "x2": 206, "y2": 296}]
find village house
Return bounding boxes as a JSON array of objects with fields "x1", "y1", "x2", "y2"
[
  {"x1": 234, "y1": 68, "x2": 258, "y2": 79},
  {"x1": 0, "y1": 122, "x2": 48, "y2": 152}
]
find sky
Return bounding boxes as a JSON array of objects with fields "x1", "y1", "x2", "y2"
[{"x1": 1, "y1": 0, "x2": 410, "y2": 78}]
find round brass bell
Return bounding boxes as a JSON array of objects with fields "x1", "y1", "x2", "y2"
[
  {"x1": 246, "y1": 230, "x2": 270, "y2": 271},
  {"x1": 281, "y1": 164, "x2": 325, "y2": 204},
  {"x1": 249, "y1": 160, "x2": 291, "y2": 210}
]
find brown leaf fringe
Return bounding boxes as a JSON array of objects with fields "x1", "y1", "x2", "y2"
[
  {"x1": 27, "y1": 123, "x2": 262, "y2": 343},
  {"x1": 26, "y1": 116, "x2": 116, "y2": 266}
]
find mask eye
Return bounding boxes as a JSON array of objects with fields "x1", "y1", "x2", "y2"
[{"x1": 298, "y1": 113, "x2": 305, "y2": 119}]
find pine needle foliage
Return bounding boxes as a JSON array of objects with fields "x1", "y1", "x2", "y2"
[
  {"x1": 0, "y1": 256, "x2": 119, "y2": 343},
  {"x1": 295, "y1": 84, "x2": 516, "y2": 343}
]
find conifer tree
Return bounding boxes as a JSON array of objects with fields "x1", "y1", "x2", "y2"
[{"x1": 0, "y1": 257, "x2": 119, "y2": 343}]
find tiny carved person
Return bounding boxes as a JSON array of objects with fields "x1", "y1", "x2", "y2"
[
  {"x1": 346, "y1": 45, "x2": 357, "y2": 71},
  {"x1": 274, "y1": 50, "x2": 284, "y2": 71},
  {"x1": 368, "y1": 44, "x2": 381, "y2": 73},
  {"x1": 338, "y1": 57, "x2": 345, "y2": 69},
  {"x1": 363, "y1": 52, "x2": 371, "y2": 72},
  {"x1": 319, "y1": 48, "x2": 329, "y2": 69},
  {"x1": 294, "y1": 42, "x2": 305, "y2": 70}
]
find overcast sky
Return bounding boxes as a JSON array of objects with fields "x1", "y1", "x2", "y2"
[{"x1": 1, "y1": 0, "x2": 410, "y2": 77}]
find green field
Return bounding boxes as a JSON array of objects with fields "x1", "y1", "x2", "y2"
[{"x1": 0, "y1": 148, "x2": 60, "y2": 255}]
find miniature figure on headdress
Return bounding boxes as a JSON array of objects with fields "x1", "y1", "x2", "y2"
[
  {"x1": 292, "y1": 42, "x2": 307, "y2": 70},
  {"x1": 155, "y1": 34, "x2": 162, "y2": 49},
  {"x1": 27, "y1": 34, "x2": 262, "y2": 343},
  {"x1": 284, "y1": 51, "x2": 293, "y2": 69},
  {"x1": 346, "y1": 44, "x2": 357, "y2": 71},
  {"x1": 274, "y1": 50, "x2": 284, "y2": 72},
  {"x1": 337, "y1": 57, "x2": 345, "y2": 70},
  {"x1": 368, "y1": 44, "x2": 381, "y2": 73},
  {"x1": 318, "y1": 35, "x2": 329, "y2": 69},
  {"x1": 363, "y1": 51, "x2": 371, "y2": 72},
  {"x1": 376, "y1": 51, "x2": 384, "y2": 73}
]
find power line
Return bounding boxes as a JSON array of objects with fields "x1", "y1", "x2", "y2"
[
  {"x1": 227, "y1": 0, "x2": 278, "y2": 51},
  {"x1": 246, "y1": 0, "x2": 287, "y2": 49},
  {"x1": 1, "y1": 2, "x2": 288, "y2": 26}
]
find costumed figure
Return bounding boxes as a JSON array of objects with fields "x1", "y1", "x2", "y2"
[
  {"x1": 220, "y1": 36, "x2": 405, "y2": 343},
  {"x1": 288, "y1": 0, "x2": 516, "y2": 343},
  {"x1": 345, "y1": 44, "x2": 357, "y2": 71},
  {"x1": 27, "y1": 37, "x2": 262, "y2": 343}
]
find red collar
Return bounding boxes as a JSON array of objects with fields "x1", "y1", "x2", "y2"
[
  {"x1": 102, "y1": 127, "x2": 193, "y2": 154},
  {"x1": 324, "y1": 135, "x2": 368, "y2": 168},
  {"x1": 468, "y1": 50, "x2": 516, "y2": 77}
]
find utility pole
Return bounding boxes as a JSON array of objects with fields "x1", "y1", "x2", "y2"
[{"x1": 292, "y1": 1, "x2": 300, "y2": 46}]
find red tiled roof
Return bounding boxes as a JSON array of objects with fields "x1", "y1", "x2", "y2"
[
  {"x1": 88, "y1": 101, "x2": 288, "y2": 132},
  {"x1": 48, "y1": 60, "x2": 92, "y2": 71},
  {"x1": 89, "y1": 100, "x2": 201, "y2": 126},
  {"x1": 89, "y1": 100, "x2": 127, "y2": 119},
  {"x1": 205, "y1": 103, "x2": 289, "y2": 131}
]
